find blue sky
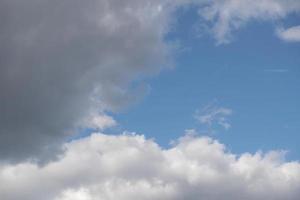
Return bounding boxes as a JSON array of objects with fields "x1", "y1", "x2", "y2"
[{"x1": 115, "y1": 7, "x2": 300, "y2": 159}]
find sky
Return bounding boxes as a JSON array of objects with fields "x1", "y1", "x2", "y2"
[
  {"x1": 0, "y1": 0, "x2": 300, "y2": 200},
  {"x1": 115, "y1": 7, "x2": 300, "y2": 160}
]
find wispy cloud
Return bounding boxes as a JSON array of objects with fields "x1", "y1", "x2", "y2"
[
  {"x1": 195, "y1": 103, "x2": 233, "y2": 132},
  {"x1": 198, "y1": 0, "x2": 300, "y2": 44},
  {"x1": 264, "y1": 69, "x2": 290, "y2": 73}
]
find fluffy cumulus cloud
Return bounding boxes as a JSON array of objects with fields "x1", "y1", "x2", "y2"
[{"x1": 0, "y1": 132, "x2": 299, "y2": 200}]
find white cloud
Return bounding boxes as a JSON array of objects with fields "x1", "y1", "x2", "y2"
[
  {"x1": 276, "y1": 25, "x2": 300, "y2": 42},
  {"x1": 81, "y1": 113, "x2": 117, "y2": 131},
  {"x1": 0, "y1": 132, "x2": 299, "y2": 200},
  {"x1": 196, "y1": 0, "x2": 300, "y2": 44},
  {"x1": 195, "y1": 105, "x2": 233, "y2": 131}
]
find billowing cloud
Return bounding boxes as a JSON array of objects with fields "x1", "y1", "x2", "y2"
[
  {"x1": 0, "y1": 0, "x2": 178, "y2": 162},
  {"x1": 276, "y1": 25, "x2": 300, "y2": 42},
  {"x1": 0, "y1": 132, "x2": 299, "y2": 200}
]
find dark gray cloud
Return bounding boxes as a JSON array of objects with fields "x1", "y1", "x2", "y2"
[{"x1": 0, "y1": 0, "x2": 175, "y2": 162}]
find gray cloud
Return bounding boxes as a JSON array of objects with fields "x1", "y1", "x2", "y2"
[
  {"x1": 0, "y1": 0, "x2": 176, "y2": 162},
  {"x1": 0, "y1": 132, "x2": 299, "y2": 200}
]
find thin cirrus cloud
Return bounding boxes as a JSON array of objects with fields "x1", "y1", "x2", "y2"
[
  {"x1": 0, "y1": 132, "x2": 299, "y2": 200},
  {"x1": 264, "y1": 69, "x2": 290, "y2": 73},
  {"x1": 1, "y1": 0, "x2": 300, "y2": 163},
  {"x1": 195, "y1": 104, "x2": 233, "y2": 131},
  {"x1": 197, "y1": 0, "x2": 300, "y2": 44}
]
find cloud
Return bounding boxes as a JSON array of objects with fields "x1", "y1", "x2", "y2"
[
  {"x1": 196, "y1": 0, "x2": 300, "y2": 44},
  {"x1": 0, "y1": 132, "x2": 299, "y2": 200},
  {"x1": 264, "y1": 69, "x2": 289, "y2": 73},
  {"x1": 276, "y1": 25, "x2": 300, "y2": 42},
  {"x1": 195, "y1": 104, "x2": 233, "y2": 131},
  {"x1": 1, "y1": 0, "x2": 300, "y2": 163},
  {"x1": 0, "y1": 0, "x2": 178, "y2": 162},
  {"x1": 80, "y1": 113, "x2": 117, "y2": 131}
]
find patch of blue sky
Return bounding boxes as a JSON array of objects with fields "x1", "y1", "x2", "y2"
[
  {"x1": 73, "y1": 6, "x2": 300, "y2": 160},
  {"x1": 115, "y1": 7, "x2": 300, "y2": 160}
]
